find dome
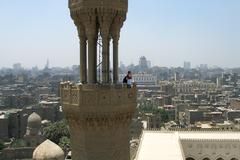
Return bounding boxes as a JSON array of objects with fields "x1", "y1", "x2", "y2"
[
  {"x1": 33, "y1": 139, "x2": 65, "y2": 160},
  {"x1": 28, "y1": 112, "x2": 41, "y2": 129}
]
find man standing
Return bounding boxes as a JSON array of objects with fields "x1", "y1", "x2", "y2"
[{"x1": 123, "y1": 71, "x2": 132, "y2": 88}]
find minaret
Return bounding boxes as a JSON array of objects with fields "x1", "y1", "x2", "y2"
[
  {"x1": 60, "y1": 0, "x2": 137, "y2": 160},
  {"x1": 24, "y1": 112, "x2": 44, "y2": 147}
]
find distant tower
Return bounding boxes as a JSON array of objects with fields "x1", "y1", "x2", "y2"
[
  {"x1": 184, "y1": 61, "x2": 191, "y2": 70},
  {"x1": 24, "y1": 112, "x2": 44, "y2": 147},
  {"x1": 61, "y1": 0, "x2": 137, "y2": 160},
  {"x1": 44, "y1": 59, "x2": 49, "y2": 70},
  {"x1": 139, "y1": 56, "x2": 148, "y2": 71}
]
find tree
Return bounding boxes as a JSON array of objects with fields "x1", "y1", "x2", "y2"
[
  {"x1": 43, "y1": 120, "x2": 70, "y2": 144},
  {"x1": 0, "y1": 140, "x2": 5, "y2": 150},
  {"x1": 58, "y1": 136, "x2": 71, "y2": 152},
  {"x1": 11, "y1": 139, "x2": 26, "y2": 148},
  {"x1": 154, "y1": 108, "x2": 170, "y2": 123}
]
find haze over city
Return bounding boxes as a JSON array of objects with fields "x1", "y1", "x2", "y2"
[
  {"x1": 0, "y1": 0, "x2": 239, "y2": 69},
  {"x1": 1, "y1": 1, "x2": 240, "y2": 160}
]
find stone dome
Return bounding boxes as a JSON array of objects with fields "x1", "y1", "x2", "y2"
[
  {"x1": 32, "y1": 139, "x2": 65, "y2": 160},
  {"x1": 28, "y1": 112, "x2": 41, "y2": 129}
]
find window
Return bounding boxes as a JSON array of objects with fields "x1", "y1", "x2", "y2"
[{"x1": 186, "y1": 158, "x2": 195, "y2": 160}]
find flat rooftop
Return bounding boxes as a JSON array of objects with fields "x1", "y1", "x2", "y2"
[
  {"x1": 135, "y1": 130, "x2": 240, "y2": 160},
  {"x1": 135, "y1": 131, "x2": 184, "y2": 160}
]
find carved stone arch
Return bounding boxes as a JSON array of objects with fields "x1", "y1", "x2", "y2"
[
  {"x1": 200, "y1": 155, "x2": 211, "y2": 160},
  {"x1": 214, "y1": 154, "x2": 227, "y2": 160},
  {"x1": 185, "y1": 155, "x2": 197, "y2": 160}
]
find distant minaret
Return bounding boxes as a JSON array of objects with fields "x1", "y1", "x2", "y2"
[
  {"x1": 45, "y1": 59, "x2": 49, "y2": 70},
  {"x1": 24, "y1": 112, "x2": 44, "y2": 147},
  {"x1": 60, "y1": 0, "x2": 137, "y2": 160}
]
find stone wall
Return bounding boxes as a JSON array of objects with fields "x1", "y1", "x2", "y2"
[
  {"x1": 60, "y1": 83, "x2": 137, "y2": 160},
  {"x1": 0, "y1": 147, "x2": 34, "y2": 160},
  {"x1": 61, "y1": 83, "x2": 137, "y2": 110}
]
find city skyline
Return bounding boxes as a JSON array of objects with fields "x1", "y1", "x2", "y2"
[{"x1": 0, "y1": 0, "x2": 239, "y2": 69}]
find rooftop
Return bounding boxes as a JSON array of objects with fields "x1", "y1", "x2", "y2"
[
  {"x1": 135, "y1": 131, "x2": 184, "y2": 160},
  {"x1": 136, "y1": 130, "x2": 240, "y2": 160}
]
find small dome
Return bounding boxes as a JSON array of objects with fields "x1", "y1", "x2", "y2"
[
  {"x1": 33, "y1": 139, "x2": 64, "y2": 160},
  {"x1": 28, "y1": 112, "x2": 41, "y2": 128}
]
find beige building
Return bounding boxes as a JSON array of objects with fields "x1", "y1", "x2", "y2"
[
  {"x1": 119, "y1": 73, "x2": 157, "y2": 85},
  {"x1": 174, "y1": 81, "x2": 217, "y2": 94},
  {"x1": 135, "y1": 130, "x2": 240, "y2": 160}
]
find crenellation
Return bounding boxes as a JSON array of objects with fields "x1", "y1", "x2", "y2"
[{"x1": 61, "y1": 83, "x2": 137, "y2": 106}]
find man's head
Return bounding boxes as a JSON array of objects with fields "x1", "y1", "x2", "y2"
[{"x1": 128, "y1": 71, "x2": 131, "y2": 74}]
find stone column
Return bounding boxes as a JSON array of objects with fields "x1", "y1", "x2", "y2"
[
  {"x1": 79, "y1": 37, "x2": 87, "y2": 83},
  {"x1": 87, "y1": 35, "x2": 97, "y2": 83},
  {"x1": 111, "y1": 17, "x2": 123, "y2": 84},
  {"x1": 99, "y1": 12, "x2": 115, "y2": 83},
  {"x1": 101, "y1": 32, "x2": 110, "y2": 83},
  {"x1": 93, "y1": 36, "x2": 98, "y2": 83},
  {"x1": 112, "y1": 35, "x2": 119, "y2": 83},
  {"x1": 77, "y1": 24, "x2": 87, "y2": 83},
  {"x1": 85, "y1": 17, "x2": 97, "y2": 84}
]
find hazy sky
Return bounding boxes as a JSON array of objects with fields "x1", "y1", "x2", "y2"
[{"x1": 0, "y1": 0, "x2": 239, "y2": 69}]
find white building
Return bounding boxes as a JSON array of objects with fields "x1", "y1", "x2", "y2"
[
  {"x1": 119, "y1": 73, "x2": 157, "y2": 85},
  {"x1": 135, "y1": 130, "x2": 240, "y2": 160}
]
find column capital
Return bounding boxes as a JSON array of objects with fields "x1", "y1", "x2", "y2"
[
  {"x1": 98, "y1": 13, "x2": 115, "y2": 39},
  {"x1": 85, "y1": 27, "x2": 97, "y2": 38},
  {"x1": 110, "y1": 17, "x2": 123, "y2": 41},
  {"x1": 83, "y1": 15, "x2": 98, "y2": 39},
  {"x1": 111, "y1": 32, "x2": 120, "y2": 42},
  {"x1": 76, "y1": 27, "x2": 85, "y2": 42}
]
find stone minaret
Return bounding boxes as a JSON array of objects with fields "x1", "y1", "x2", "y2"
[
  {"x1": 24, "y1": 112, "x2": 44, "y2": 147},
  {"x1": 61, "y1": 0, "x2": 137, "y2": 160}
]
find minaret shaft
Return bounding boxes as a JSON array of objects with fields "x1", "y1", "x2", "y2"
[{"x1": 62, "y1": 1, "x2": 136, "y2": 160}]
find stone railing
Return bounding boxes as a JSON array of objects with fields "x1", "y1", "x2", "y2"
[
  {"x1": 60, "y1": 82, "x2": 137, "y2": 129},
  {"x1": 60, "y1": 82, "x2": 137, "y2": 112}
]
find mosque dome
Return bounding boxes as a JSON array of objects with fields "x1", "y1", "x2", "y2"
[
  {"x1": 32, "y1": 139, "x2": 65, "y2": 160},
  {"x1": 28, "y1": 112, "x2": 41, "y2": 129}
]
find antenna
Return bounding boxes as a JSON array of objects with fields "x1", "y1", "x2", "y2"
[{"x1": 97, "y1": 33, "x2": 102, "y2": 83}]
